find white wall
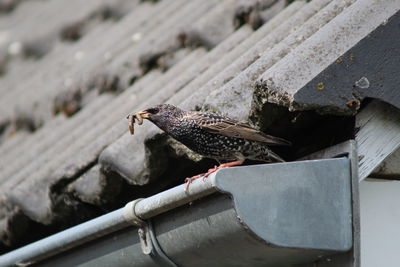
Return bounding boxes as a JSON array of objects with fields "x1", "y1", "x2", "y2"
[{"x1": 360, "y1": 180, "x2": 400, "y2": 267}]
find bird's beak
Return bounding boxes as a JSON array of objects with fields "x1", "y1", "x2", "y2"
[{"x1": 135, "y1": 110, "x2": 150, "y2": 125}]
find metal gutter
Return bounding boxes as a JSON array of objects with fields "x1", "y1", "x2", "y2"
[
  {"x1": 301, "y1": 140, "x2": 360, "y2": 267},
  {"x1": 0, "y1": 178, "x2": 218, "y2": 267},
  {"x1": 0, "y1": 146, "x2": 357, "y2": 267},
  {"x1": 130, "y1": 176, "x2": 216, "y2": 220},
  {"x1": 2, "y1": 209, "x2": 130, "y2": 266}
]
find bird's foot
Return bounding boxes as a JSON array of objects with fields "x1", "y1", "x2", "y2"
[
  {"x1": 184, "y1": 173, "x2": 206, "y2": 191},
  {"x1": 201, "y1": 160, "x2": 245, "y2": 180},
  {"x1": 201, "y1": 166, "x2": 218, "y2": 181},
  {"x1": 184, "y1": 167, "x2": 220, "y2": 191},
  {"x1": 184, "y1": 160, "x2": 244, "y2": 191}
]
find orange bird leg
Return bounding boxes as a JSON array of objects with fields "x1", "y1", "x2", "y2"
[{"x1": 184, "y1": 160, "x2": 244, "y2": 191}]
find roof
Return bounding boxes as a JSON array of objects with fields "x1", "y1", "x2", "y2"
[
  {"x1": 0, "y1": 0, "x2": 398, "y2": 254},
  {"x1": 0, "y1": 0, "x2": 289, "y2": 251}
]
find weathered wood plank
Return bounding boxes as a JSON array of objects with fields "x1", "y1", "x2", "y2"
[
  {"x1": 370, "y1": 147, "x2": 400, "y2": 179},
  {"x1": 356, "y1": 100, "x2": 400, "y2": 180}
]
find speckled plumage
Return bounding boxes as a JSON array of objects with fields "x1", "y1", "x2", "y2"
[{"x1": 134, "y1": 104, "x2": 290, "y2": 163}]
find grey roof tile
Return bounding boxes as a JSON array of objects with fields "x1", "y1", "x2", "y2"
[
  {"x1": 0, "y1": 0, "x2": 171, "y2": 127},
  {"x1": 0, "y1": 0, "x2": 218, "y2": 134},
  {"x1": 103, "y1": 0, "x2": 220, "y2": 89},
  {"x1": 0, "y1": 95, "x2": 111, "y2": 183},
  {"x1": 0, "y1": 114, "x2": 66, "y2": 176},
  {"x1": 1, "y1": 0, "x2": 278, "y2": 228},
  {"x1": 7, "y1": 60, "x2": 204, "y2": 223},
  {"x1": 205, "y1": 0, "x2": 354, "y2": 121},
  {"x1": 0, "y1": 0, "x2": 138, "y2": 57},
  {"x1": 0, "y1": 130, "x2": 29, "y2": 156},
  {"x1": 99, "y1": 25, "x2": 255, "y2": 183},
  {"x1": 99, "y1": 0, "x2": 355, "y2": 189},
  {"x1": 0, "y1": 0, "x2": 277, "y2": 249},
  {"x1": 68, "y1": 164, "x2": 122, "y2": 206},
  {"x1": 175, "y1": 0, "x2": 306, "y2": 112},
  {"x1": 256, "y1": 0, "x2": 400, "y2": 114},
  {"x1": 182, "y1": 0, "x2": 237, "y2": 49},
  {"x1": 98, "y1": 0, "x2": 298, "y2": 183}
]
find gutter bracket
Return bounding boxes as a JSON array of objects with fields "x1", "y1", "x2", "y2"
[
  {"x1": 123, "y1": 198, "x2": 146, "y2": 227},
  {"x1": 124, "y1": 198, "x2": 178, "y2": 266},
  {"x1": 138, "y1": 219, "x2": 178, "y2": 267},
  {"x1": 138, "y1": 224, "x2": 153, "y2": 255}
]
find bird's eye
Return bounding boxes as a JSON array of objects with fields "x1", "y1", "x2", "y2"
[{"x1": 147, "y1": 108, "x2": 159, "y2": 114}]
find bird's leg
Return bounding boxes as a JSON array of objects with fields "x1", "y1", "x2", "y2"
[
  {"x1": 202, "y1": 160, "x2": 244, "y2": 180},
  {"x1": 184, "y1": 160, "x2": 244, "y2": 191}
]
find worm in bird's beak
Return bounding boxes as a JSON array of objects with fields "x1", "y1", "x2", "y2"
[
  {"x1": 126, "y1": 110, "x2": 150, "y2": 135},
  {"x1": 126, "y1": 114, "x2": 136, "y2": 135}
]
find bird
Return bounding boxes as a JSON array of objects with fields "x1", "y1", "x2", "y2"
[{"x1": 128, "y1": 104, "x2": 290, "y2": 190}]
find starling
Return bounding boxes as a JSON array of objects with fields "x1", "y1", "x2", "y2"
[{"x1": 128, "y1": 104, "x2": 290, "y2": 189}]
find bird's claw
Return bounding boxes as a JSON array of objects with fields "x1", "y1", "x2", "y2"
[
  {"x1": 185, "y1": 161, "x2": 244, "y2": 190},
  {"x1": 184, "y1": 177, "x2": 195, "y2": 191},
  {"x1": 202, "y1": 167, "x2": 216, "y2": 181},
  {"x1": 184, "y1": 173, "x2": 206, "y2": 191},
  {"x1": 184, "y1": 168, "x2": 221, "y2": 191}
]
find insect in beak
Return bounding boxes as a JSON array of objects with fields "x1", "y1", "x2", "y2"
[
  {"x1": 126, "y1": 110, "x2": 149, "y2": 135},
  {"x1": 126, "y1": 114, "x2": 136, "y2": 135}
]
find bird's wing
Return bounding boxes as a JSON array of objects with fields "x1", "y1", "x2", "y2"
[{"x1": 186, "y1": 112, "x2": 291, "y2": 146}]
